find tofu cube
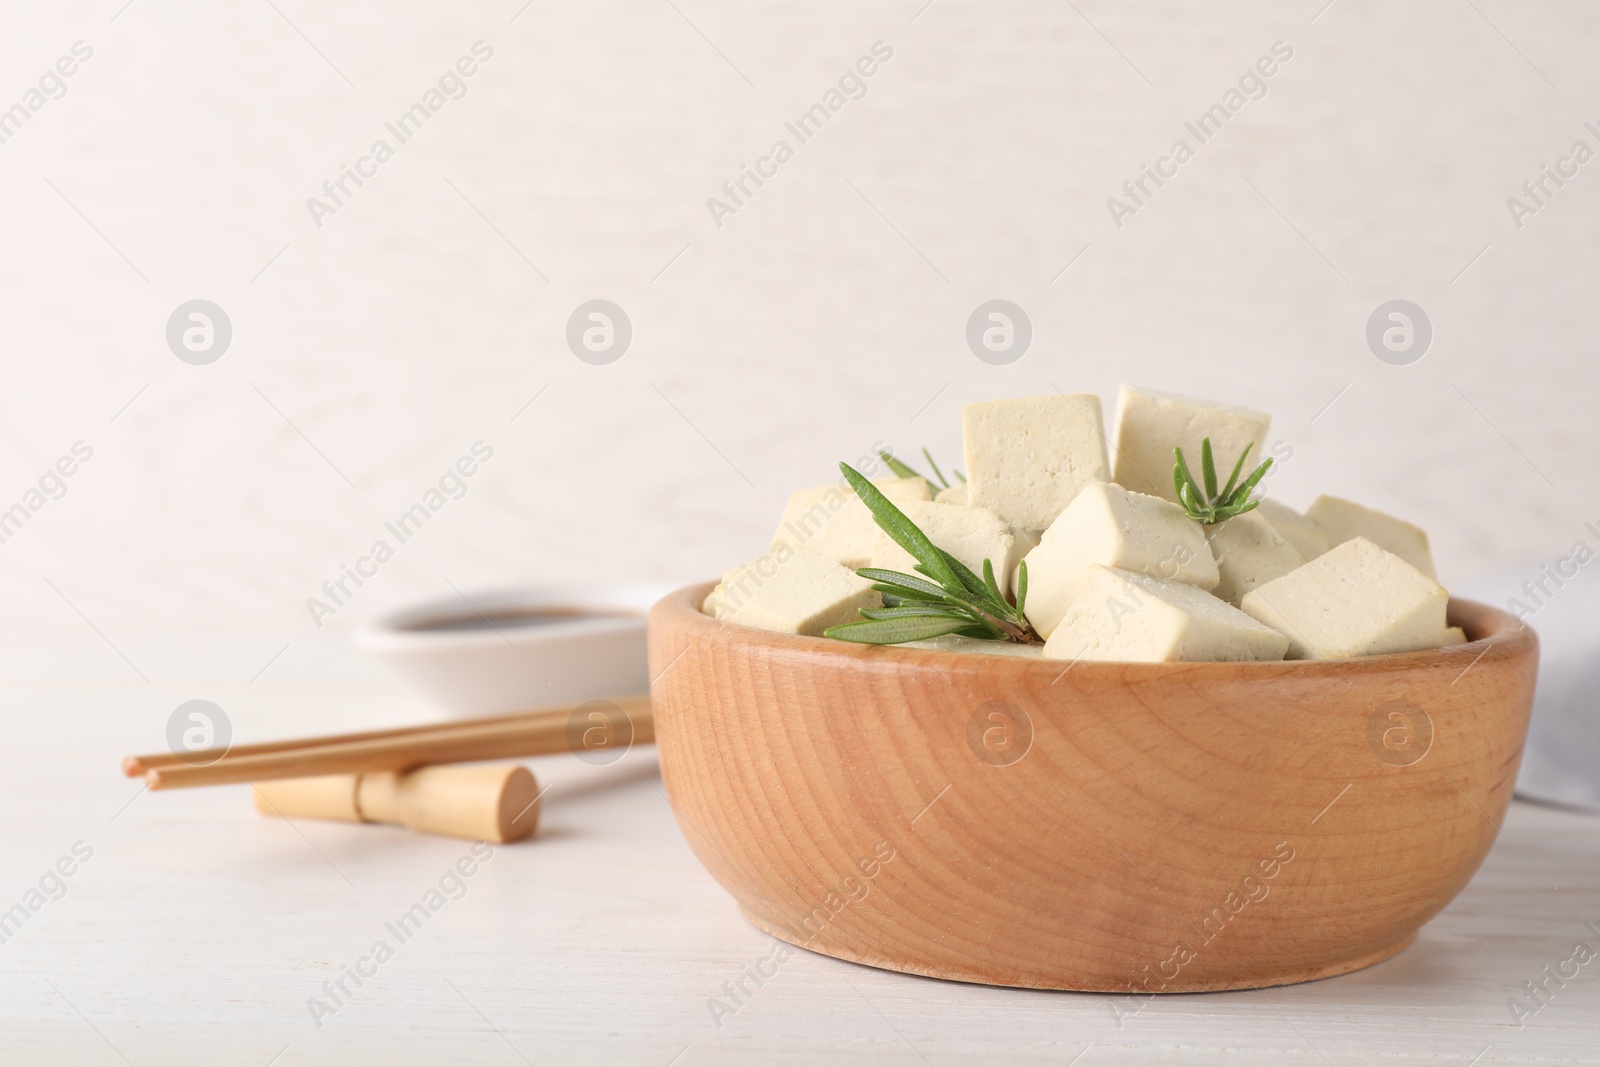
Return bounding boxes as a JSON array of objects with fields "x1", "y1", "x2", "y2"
[
  {"x1": 871, "y1": 502, "x2": 1022, "y2": 594},
  {"x1": 1239, "y1": 537, "x2": 1447, "y2": 660},
  {"x1": 1443, "y1": 626, "x2": 1468, "y2": 646},
  {"x1": 1042, "y1": 565, "x2": 1289, "y2": 663},
  {"x1": 1306, "y1": 495, "x2": 1436, "y2": 577},
  {"x1": 1255, "y1": 498, "x2": 1331, "y2": 561},
  {"x1": 935, "y1": 482, "x2": 968, "y2": 505},
  {"x1": 873, "y1": 476, "x2": 934, "y2": 503},
  {"x1": 1111, "y1": 385, "x2": 1272, "y2": 501},
  {"x1": 771, "y1": 477, "x2": 932, "y2": 567},
  {"x1": 1011, "y1": 526, "x2": 1042, "y2": 560},
  {"x1": 1205, "y1": 510, "x2": 1306, "y2": 606},
  {"x1": 962, "y1": 395, "x2": 1110, "y2": 531},
  {"x1": 1021, "y1": 481, "x2": 1218, "y2": 637},
  {"x1": 703, "y1": 546, "x2": 882, "y2": 635}
]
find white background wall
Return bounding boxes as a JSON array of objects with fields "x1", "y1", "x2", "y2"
[{"x1": 1, "y1": 0, "x2": 1596, "y2": 687}]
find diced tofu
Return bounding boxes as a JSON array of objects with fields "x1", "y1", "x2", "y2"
[
  {"x1": 1239, "y1": 537, "x2": 1447, "y2": 660},
  {"x1": 1306, "y1": 495, "x2": 1436, "y2": 577},
  {"x1": 962, "y1": 395, "x2": 1110, "y2": 531},
  {"x1": 873, "y1": 477, "x2": 934, "y2": 503},
  {"x1": 1111, "y1": 385, "x2": 1272, "y2": 501},
  {"x1": 871, "y1": 502, "x2": 1022, "y2": 594},
  {"x1": 1255, "y1": 498, "x2": 1332, "y2": 561},
  {"x1": 1443, "y1": 626, "x2": 1468, "y2": 646},
  {"x1": 703, "y1": 546, "x2": 882, "y2": 636},
  {"x1": 1042, "y1": 565, "x2": 1289, "y2": 663},
  {"x1": 935, "y1": 482, "x2": 968, "y2": 505},
  {"x1": 770, "y1": 477, "x2": 931, "y2": 567},
  {"x1": 1205, "y1": 510, "x2": 1306, "y2": 607},
  {"x1": 1021, "y1": 481, "x2": 1218, "y2": 638},
  {"x1": 1011, "y1": 526, "x2": 1041, "y2": 560}
]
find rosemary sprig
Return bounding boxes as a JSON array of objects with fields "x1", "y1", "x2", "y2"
[
  {"x1": 875, "y1": 448, "x2": 965, "y2": 491},
  {"x1": 1173, "y1": 438, "x2": 1272, "y2": 524},
  {"x1": 824, "y1": 462, "x2": 1040, "y2": 645}
]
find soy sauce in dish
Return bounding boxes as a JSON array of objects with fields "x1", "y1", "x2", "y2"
[{"x1": 402, "y1": 607, "x2": 635, "y2": 634}]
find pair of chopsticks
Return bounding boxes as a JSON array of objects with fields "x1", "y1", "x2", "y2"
[{"x1": 124, "y1": 695, "x2": 654, "y2": 790}]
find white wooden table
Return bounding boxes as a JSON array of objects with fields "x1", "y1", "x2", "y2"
[{"x1": 2, "y1": 647, "x2": 1597, "y2": 1067}]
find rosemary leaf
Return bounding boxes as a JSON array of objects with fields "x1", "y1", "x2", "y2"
[
  {"x1": 824, "y1": 615, "x2": 975, "y2": 644},
  {"x1": 1225, "y1": 458, "x2": 1273, "y2": 509},
  {"x1": 840, "y1": 463, "x2": 962, "y2": 590},
  {"x1": 859, "y1": 568, "x2": 957, "y2": 603},
  {"x1": 927, "y1": 549, "x2": 989, "y2": 600},
  {"x1": 876, "y1": 450, "x2": 924, "y2": 482},
  {"x1": 1218, "y1": 440, "x2": 1251, "y2": 501},
  {"x1": 1174, "y1": 447, "x2": 1201, "y2": 506},
  {"x1": 921, "y1": 447, "x2": 951, "y2": 490},
  {"x1": 859, "y1": 604, "x2": 971, "y2": 621},
  {"x1": 1172, "y1": 439, "x2": 1274, "y2": 525},
  {"x1": 981, "y1": 559, "x2": 1005, "y2": 610}
]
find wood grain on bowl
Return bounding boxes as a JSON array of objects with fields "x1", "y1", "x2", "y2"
[{"x1": 648, "y1": 584, "x2": 1537, "y2": 993}]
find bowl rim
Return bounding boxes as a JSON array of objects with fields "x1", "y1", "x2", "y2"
[{"x1": 653, "y1": 581, "x2": 1537, "y2": 680}]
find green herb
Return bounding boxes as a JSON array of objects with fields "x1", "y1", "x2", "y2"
[
  {"x1": 824, "y1": 463, "x2": 1041, "y2": 645},
  {"x1": 874, "y1": 447, "x2": 965, "y2": 491},
  {"x1": 1172, "y1": 438, "x2": 1272, "y2": 525}
]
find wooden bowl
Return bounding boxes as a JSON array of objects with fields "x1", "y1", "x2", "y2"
[{"x1": 648, "y1": 583, "x2": 1537, "y2": 992}]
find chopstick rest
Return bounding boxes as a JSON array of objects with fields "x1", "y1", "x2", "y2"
[{"x1": 252, "y1": 763, "x2": 542, "y2": 844}]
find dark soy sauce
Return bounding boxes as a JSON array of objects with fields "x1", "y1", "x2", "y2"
[{"x1": 403, "y1": 607, "x2": 635, "y2": 634}]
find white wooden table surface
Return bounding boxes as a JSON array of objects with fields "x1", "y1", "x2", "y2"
[{"x1": 2, "y1": 647, "x2": 1597, "y2": 1067}]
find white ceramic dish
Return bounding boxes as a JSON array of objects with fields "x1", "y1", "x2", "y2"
[{"x1": 356, "y1": 585, "x2": 669, "y2": 717}]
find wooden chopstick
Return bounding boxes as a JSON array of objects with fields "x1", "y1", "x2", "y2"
[
  {"x1": 132, "y1": 695, "x2": 653, "y2": 791},
  {"x1": 124, "y1": 712, "x2": 556, "y2": 776}
]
